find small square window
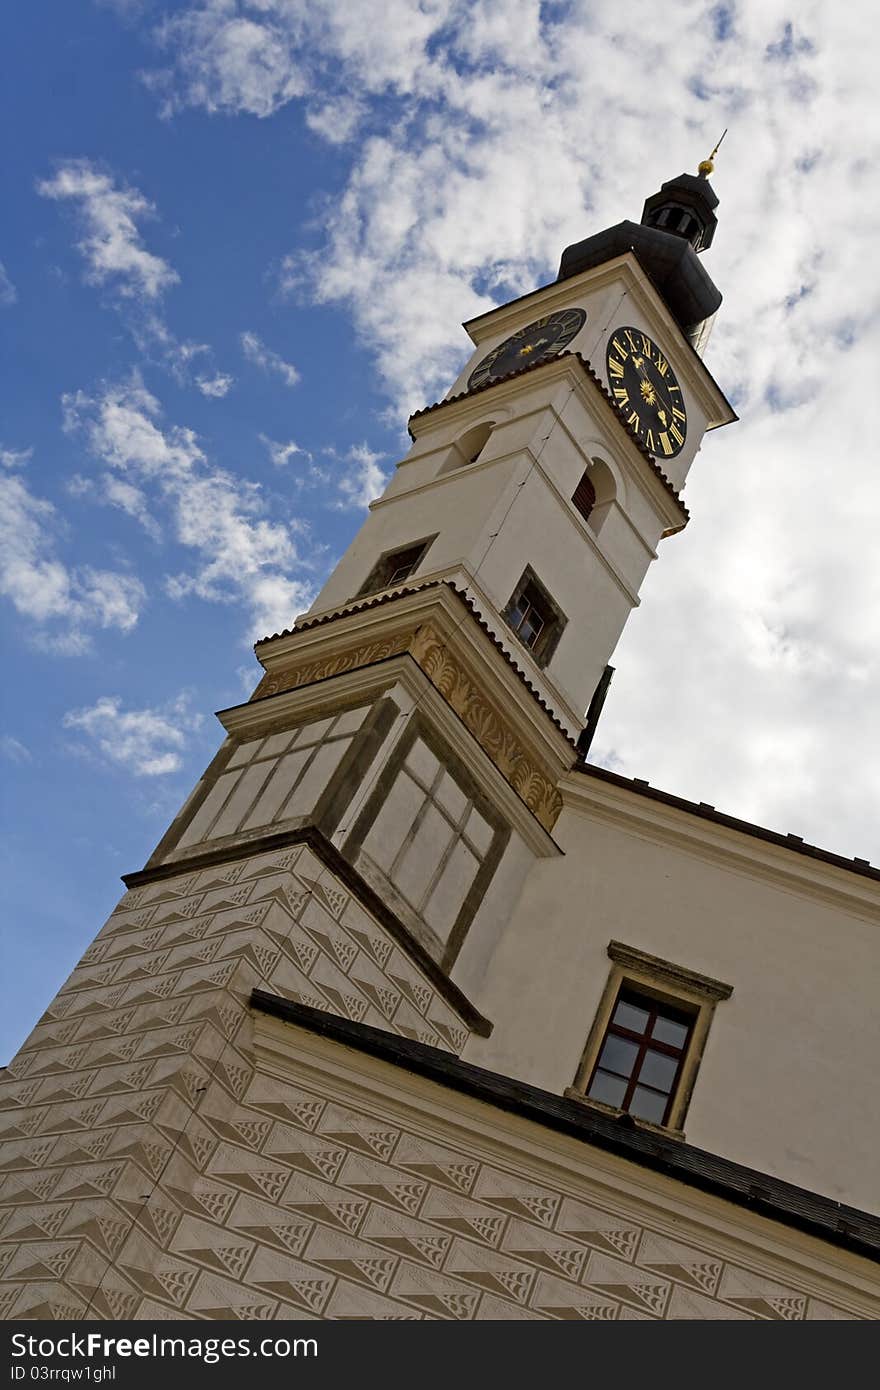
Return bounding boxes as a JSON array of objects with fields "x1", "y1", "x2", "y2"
[
  {"x1": 356, "y1": 536, "x2": 436, "y2": 598},
  {"x1": 502, "y1": 566, "x2": 567, "y2": 667}
]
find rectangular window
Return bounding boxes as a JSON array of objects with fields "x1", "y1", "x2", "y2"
[
  {"x1": 356, "y1": 536, "x2": 436, "y2": 598},
  {"x1": 569, "y1": 941, "x2": 733, "y2": 1134},
  {"x1": 571, "y1": 470, "x2": 596, "y2": 523},
  {"x1": 587, "y1": 988, "x2": 694, "y2": 1126},
  {"x1": 502, "y1": 566, "x2": 567, "y2": 667}
]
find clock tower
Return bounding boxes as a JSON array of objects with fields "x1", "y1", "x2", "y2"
[
  {"x1": 3, "y1": 155, "x2": 876, "y2": 1324},
  {"x1": 307, "y1": 157, "x2": 735, "y2": 741}
]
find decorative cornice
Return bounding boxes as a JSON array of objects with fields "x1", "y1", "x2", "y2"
[
  {"x1": 251, "y1": 631, "x2": 412, "y2": 700},
  {"x1": 250, "y1": 597, "x2": 566, "y2": 832},
  {"x1": 607, "y1": 940, "x2": 733, "y2": 1002},
  {"x1": 409, "y1": 622, "x2": 563, "y2": 831},
  {"x1": 254, "y1": 581, "x2": 578, "y2": 748},
  {"x1": 571, "y1": 761, "x2": 880, "y2": 890}
]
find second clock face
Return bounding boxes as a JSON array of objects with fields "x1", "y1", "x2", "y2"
[
  {"x1": 467, "y1": 308, "x2": 586, "y2": 391},
  {"x1": 605, "y1": 327, "x2": 688, "y2": 458}
]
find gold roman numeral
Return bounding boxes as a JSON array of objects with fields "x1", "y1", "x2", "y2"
[
  {"x1": 625, "y1": 330, "x2": 639, "y2": 353},
  {"x1": 659, "y1": 432, "x2": 673, "y2": 455},
  {"x1": 641, "y1": 334, "x2": 653, "y2": 356},
  {"x1": 627, "y1": 410, "x2": 641, "y2": 432},
  {"x1": 645, "y1": 429, "x2": 656, "y2": 452},
  {"x1": 611, "y1": 337, "x2": 629, "y2": 360},
  {"x1": 608, "y1": 357, "x2": 625, "y2": 379},
  {"x1": 613, "y1": 387, "x2": 629, "y2": 403},
  {"x1": 672, "y1": 405, "x2": 686, "y2": 422},
  {"x1": 669, "y1": 424, "x2": 684, "y2": 446},
  {"x1": 655, "y1": 353, "x2": 669, "y2": 376}
]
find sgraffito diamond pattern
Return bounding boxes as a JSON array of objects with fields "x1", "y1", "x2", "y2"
[{"x1": 0, "y1": 842, "x2": 872, "y2": 1320}]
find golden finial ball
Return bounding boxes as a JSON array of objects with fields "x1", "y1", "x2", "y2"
[{"x1": 698, "y1": 157, "x2": 715, "y2": 176}]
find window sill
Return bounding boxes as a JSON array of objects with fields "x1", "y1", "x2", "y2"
[{"x1": 562, "y1": 1087, "x2": 685, "y2": 1142}]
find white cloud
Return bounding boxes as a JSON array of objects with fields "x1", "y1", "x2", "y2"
[
  {"x1": 197, "y1": 371, "x2": 234, "y2": 397},
  {"x1": 240, "y1": 330, "x2": 300, "y2": 387},
  {"x1": 336, "y1": 443, "x2": 387, "y2": 509},
  {"x1": 148, "y1": 6, "x2": 309, "y2": 118},
  {"x1": 0, "y1": 469, "x2": 145, "y2": 650},
  {"x1": 62, "y1": 692, "x2": 202, "y2": 776},
  {"x1": 259, "y1": 433, "x2": 308, "y2": 467},
  {"x1": 1, "y1": 445, "x2": 32, "y2": 469},
  {"x1": 0, "y1": 735, "x2": 31, "y2": 765},
  {"x1": 65, "y1": 376, "x2": 314, "y2": 637},
  {"x1": 305, "y1": 96, "x2": 364, "y2": 145},
  {"x1": 0, "y1": 260, "x2": 16, "y2": 306},
  {"x1": 38, "y1": 159, "x2": 178, "y2": 300}
]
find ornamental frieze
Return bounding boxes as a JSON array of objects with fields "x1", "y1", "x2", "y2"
[{"x1": 250, "y1": 622, "x2": 562, "y2": 831}]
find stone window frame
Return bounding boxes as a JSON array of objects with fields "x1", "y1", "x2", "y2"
[
  {"x1": 502, "y1": 564, "x2": 567, "y2": 668},
  {"x1": 355, "y1": 535, "x2": 438, "y2": 599},
  {"x1": 343, "y1": 713, "x2": 510, "y2": 971},
  {"x1": 567, "y1": 941, "x2": 733, "y2": 1137}
]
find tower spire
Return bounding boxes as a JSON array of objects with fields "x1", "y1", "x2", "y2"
[{"x1": 698, "y1": 128, "x2": 728, "y2": 178}]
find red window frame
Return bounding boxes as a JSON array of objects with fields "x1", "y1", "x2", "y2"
[{"x1": 586, "y1": 987, "x2": 694, "y2": 1126}]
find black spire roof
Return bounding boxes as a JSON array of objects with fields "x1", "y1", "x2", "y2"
[{"x1": 556, "y1": 168, "x2": 723, "y2": 345}]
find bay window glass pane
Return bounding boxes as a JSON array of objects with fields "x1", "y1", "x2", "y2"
[
  {"x1": 588, "y1": 1070, "x2": 628, "y2": 1108},
  {"x1": 612, "y1": 999, "x2": 650, "y2": 1033},
  {"x1": 651, "y1": 1015, "x2": 690, "y2": 1048},
  {"x1": 638, "y1": 1048, "x2": 678, "y2": 1092},
  {"x1": 597, "y1": 1034, "x2": 639, "y2": 1078},
  {"x1": 630, "y1": 1086, "x2": 668, "y2": 1124}
]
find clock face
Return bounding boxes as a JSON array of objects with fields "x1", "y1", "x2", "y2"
[
  {"x1": 605, "y1": 326, "x2": 688, "y2": 458},
  {"x1": 467, "y1": 308, "x2": 586, "y2": 391}
]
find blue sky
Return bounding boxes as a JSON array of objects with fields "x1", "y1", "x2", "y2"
[{"x1": 2, "y1": 1, "x2": 878, "y2": 1062}]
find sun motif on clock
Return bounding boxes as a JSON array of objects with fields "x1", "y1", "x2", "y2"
[
  {"x1": 605, "y1": 326, "x2": 688, "y2": 458},
  {"x1": 467, "y1": 308, "x2": 587, "y2": 391}
]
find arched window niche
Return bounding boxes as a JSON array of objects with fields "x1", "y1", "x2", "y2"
[
  {"x1": 438, "y1": 420, "x2": 495, "y2": 476},
  {"x1": 572, "y1": 456, "x2": 616, "y2": 535}
]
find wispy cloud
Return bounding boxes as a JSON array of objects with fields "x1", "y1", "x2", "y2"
[
  {"x1": 63, "y1": 692, "x2": 202, "y2": 776},
  {"x1": 38, "y1": 159, "x2": 178, "y2": 300},
  {"x1": 1, "y1": 445, "x2": 32, "y2": 470},
  {"x1": 259, "y1": 433, "x2": 309, "y2": 467},
  {"x1": 196, "y1": 371, "x2": 234, "y2": 398},
  {"x1": 240, "y1": 330, "x2": 300, "y2": 388},
  {"x1": 0, "y1": 735, "x2": 32, "y2": 765},
  {"x1": 65, "y1": 376, "x2": 314, "y2": 637},
  {"x1": 336, "y1": 443, "x2": 387, "y2": 510},
  {"x1": 0, "y1": 260, "x2": 16, "y2": 306},
  {"x1": 0, "y1": 468, "x2": 145, "y2": 652}
]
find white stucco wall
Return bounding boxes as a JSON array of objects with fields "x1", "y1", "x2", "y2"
[{"x1": 457, "y1": 787, "x2": 880, "y2": 1214}]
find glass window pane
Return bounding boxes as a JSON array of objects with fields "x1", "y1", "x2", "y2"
[
  {"x1": 651, "y1": 1015, "x2": 690, "y2": 1049},
  {"x1": 509, "y1": 599, "x2": 528, "y2": 628},
  {"x1": 597, "y1": 1034, "x2": 639, "y2": 1078},
  {"x1": 612, "y1": 999, "x2": 650, "y2": 1034},
  {"x1": 638, "y1": 1048, "x2": 678, "y2": 1092},
  {"x1": 588, "y1": 1070, "x2": 627, "y2": 1108},
  {"x1": 630, "y1": 1086, "x2": 668, "y2": 1125},
  {"x1": 434, "y1": 770, "x2": 467, "y2": 822}
]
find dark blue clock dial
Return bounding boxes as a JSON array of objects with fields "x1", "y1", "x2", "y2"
[
  {"x1": 605, "y1": 326, "x2": 688, "y2": 458},
  {"x1": 467, "y1": 307, "x2": 587, "y2": 391}
]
